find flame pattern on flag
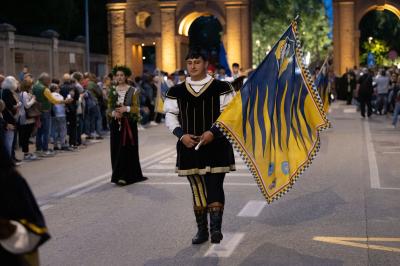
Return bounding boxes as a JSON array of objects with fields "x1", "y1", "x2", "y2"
[
  {"x1": 315, "y1": 62, "x2": 331, "y2": 114},
  {"x1": 215, "y1": 21, "x2": 330, "y2": 203}
]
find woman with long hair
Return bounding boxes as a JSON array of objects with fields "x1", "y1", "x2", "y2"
[
  {"x1": 19, "y1": 80, "x2": 38, "y2": 160},
  {"x1": 108, "y1": 66, "x2": 147, "y2": 186}
]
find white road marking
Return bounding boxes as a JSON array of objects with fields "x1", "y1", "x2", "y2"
[
  {"x1": 142, "y1": 172, "x2": 252, "y2": 177},
  {"x1": 204, "y1": 233, "x2": 245, "y2": 257},
  {"x1": 147, "y1": 163, "x2": 248, "y2": 170},
  {"x1": 66, "y1": 179, "x2": 110, "y2": 198},
  {"x1": 343, "y1": 108, "x2": 357, "y2": 113},
  {"x1": 364, "y1": 121, "x2": 381, "y2": 189},
  {"x1": 40, "y1": 204, "x2": 53, "y2": 211},
  {"x1": 141, "y1": 150, "x2": 177, "y2": 169},
  {"x1": 375, "y1": 187, "x2": 400, "y2": 190},
  {"x1": 52, "y1": 172, "x2": 112, "y2": 198},
  {"x1": 237, "y1": 200, "x2": 266, "y2": 217},
  {"x1": 137, "y1": 182, "x2": 256, "y2": 186},
  {"x1": 48, "y1": 147, "x2": 174, "y2": 200}
]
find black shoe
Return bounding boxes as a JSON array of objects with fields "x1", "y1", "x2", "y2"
[
  {"x1": 192, "y1": 208, "x2": 209, "y2": 245},
  {"x1": 209, "y1": 205, "x2": 224, "y2": 244}
]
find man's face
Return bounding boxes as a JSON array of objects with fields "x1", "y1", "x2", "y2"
[
  {"x1": 23, "y1": 67, "x2": 28, "y2": 73},
  {"x1": 233, "y1": 66, "x2": 239, "y2": 74},
  {"x1": 186, "y1": 57, "x2": 208, "y2": 79},
  {"x1": 43, "y1": 77, "x2": 51, "y2": 86}
]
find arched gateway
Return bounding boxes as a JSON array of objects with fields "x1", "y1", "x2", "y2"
[
  {"x1": 107, "y1": 0, "x2": 251, "y2": 76},
  {"x1": 333, "y1": 0, "x2": 400, "y2": 75}
]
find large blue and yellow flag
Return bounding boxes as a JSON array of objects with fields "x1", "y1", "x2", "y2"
[
  {"x1": 315, "y1": 60, "x2": 330, "y2": 114},
  {"x1": 215, "y1": 20, "x2": 330, "y2": 203}
]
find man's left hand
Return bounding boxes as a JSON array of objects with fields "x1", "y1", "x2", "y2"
[{"x1": 200, "y1": 131, "x2": 214, "y2": 146}]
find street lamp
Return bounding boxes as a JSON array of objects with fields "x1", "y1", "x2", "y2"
[{"x1": 85, "y1": 0, "x2": 90, "y2": 72}]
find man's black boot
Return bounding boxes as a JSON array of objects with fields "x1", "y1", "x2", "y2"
[
  {"x1": 192, "y1": 208, "x2": 209, "y2": 244},
  {"x1": 209, "y1": 204, "x2": 224, "y2": 244}
]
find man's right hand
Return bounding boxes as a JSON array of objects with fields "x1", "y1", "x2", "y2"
[
  {"x1": 0, "y1": 218, "x2": 17, "y2": 240},
  {"x1": 181, "y1": 134, "x2": 199, "y2": 149}
]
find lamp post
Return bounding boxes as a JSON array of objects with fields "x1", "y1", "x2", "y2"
[{"x1": 85, "y1": 0, "x2": 90, "y2": 72}]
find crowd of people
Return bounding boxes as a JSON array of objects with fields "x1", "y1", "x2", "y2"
[
  {"x1": 335, "y1": 65, "x2": 400, "y2": 126},
  {"x1": 0, "y1": 62, "x2": 248, "y2": 167}
]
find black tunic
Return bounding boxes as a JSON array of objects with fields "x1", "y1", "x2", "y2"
[
  {"x1": 0, "y1": 168, "x2": 50, "y2": 265},
  {"x1": 166, "y1": 78, "x2": 235, "y2": 176}
]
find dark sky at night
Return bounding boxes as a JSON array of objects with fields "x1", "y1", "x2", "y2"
[{"x1": 0, "y1": 0, "x2": 108, "y2": 54}]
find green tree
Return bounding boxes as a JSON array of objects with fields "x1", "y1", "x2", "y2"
[
  {"x1": 252, "y1": 0, "x2": 332, "y2": 67},
  {"x1": 360, "y1": 39, "x2": 390, "y2": 66}
]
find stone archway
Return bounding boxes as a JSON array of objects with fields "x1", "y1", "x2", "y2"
[
  {"x1": 333, "y1": 0, "x2": 400, "y2": 75},
  {"x1": 106, "y1": 0, "x2": 251, "y2": 76}
]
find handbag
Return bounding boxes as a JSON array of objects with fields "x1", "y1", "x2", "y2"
[{"x1": 26, "y1": 101, "x2": 41, "y2": 118}]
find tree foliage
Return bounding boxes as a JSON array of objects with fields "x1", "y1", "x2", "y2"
[
  {"x1": 252, "y1": 0, "x2": 332, "y2": 67},
  {"x1": 359, "y1": 10, "x2": 400, "y2": 58},
  {"x1": 360, "y1": 39, "x2": 390, "y2": 66}
]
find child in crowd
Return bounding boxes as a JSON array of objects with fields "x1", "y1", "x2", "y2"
[{"x1": 50, "y1": 84, "x2": 70, "y2": 151}]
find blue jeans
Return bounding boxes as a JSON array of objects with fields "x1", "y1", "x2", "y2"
[
  {"x1": 85, "y1": 105, "x2": 102, "y2": 136},
  {"x1": 393, "y1": 103, "x2": 400, "y2": 126},
  {"x1": 36, "y1": 111, "x2": 51, "y2": 151},
  {"x1": 53, "y1": 116, "x2": 67, "y2": 147},
  {"x1": 4, "y1": 129, "x2": 14, "y2": 158}
]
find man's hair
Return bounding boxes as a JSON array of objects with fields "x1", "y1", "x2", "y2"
[
  {"x1": 49, "y1": 83, "x2": 59, "y2": 92},
  {"x1": 38, "y1": 72, "x2": 50, "y2": 82},
  {"x1": 71, "y1": 72, "x2": 84, "y2": 82},
  {"x1": 1, "y1": 76, "x2": 18, "y2": 91},
  {"x1": 185, "y1": 48, "x2": 208, "y2": 61},
  {"x1": 232, "y1": 63, "x2": 239, "y2": 68},
  {"x1": 178, "y1": 70, "x2": 186, "y2": 76}
]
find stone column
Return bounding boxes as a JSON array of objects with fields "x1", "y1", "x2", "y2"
[
  {"x1": 160, "y1": 1, "x2": 177, "y2": 74},
  {"x1": 338, "y1": 1, "x2": 355, "y2": 74},
  {"x1": 0, "y1": 23, "x2": 16, "y2": 75},
  {"x1": 333, "y1": 0, "x2": 341, "y2": 75},
  {"x1": 225, "y1": 1, "x2": 243, "y2": 69},
  {"x1": 107, "y1": 3, "x2": 127, "y2": 67},
  {"x1": 240, "y1": 1, "x2": 251, "y2": 69}
]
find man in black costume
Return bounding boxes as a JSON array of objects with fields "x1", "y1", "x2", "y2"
[
  {"x1": 0, "y1": 138, "x2": 50, "y2": 265},
  {"x1": 164, "y1": 49, "x2": 235, "y2": 244}
]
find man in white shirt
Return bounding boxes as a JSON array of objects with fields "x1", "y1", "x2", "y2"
[{"x1": 164, "y1": 49, "x2": 236, "y2": 245}]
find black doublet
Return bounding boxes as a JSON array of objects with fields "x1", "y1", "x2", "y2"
[{"x1": 166, "y1": 78, "x2": 236, "y2": 176}]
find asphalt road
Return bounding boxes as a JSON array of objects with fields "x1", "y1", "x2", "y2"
[{"x1": 17, "y1": 101, "x2": 400, "y2": 266}]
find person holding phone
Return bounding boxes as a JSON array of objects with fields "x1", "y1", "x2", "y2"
[{"x1": 164, "y1": 49, "x2": 236, "y2": 245}]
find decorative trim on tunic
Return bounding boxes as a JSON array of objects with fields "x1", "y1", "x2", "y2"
[
  {"x1": 175, "y1": 165, "x2": 236, "y2": 176},
  {"x1": 185, "y1": 78, "x2": 214, "y2": 97}
]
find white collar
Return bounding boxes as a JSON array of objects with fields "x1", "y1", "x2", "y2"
[{"x1": 186, "y1": 75, "x2": 212, "y2": 86}]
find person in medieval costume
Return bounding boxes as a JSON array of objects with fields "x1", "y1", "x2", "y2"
[
  {"x1": 107, "y1": 65, "x2": 147, "y2": 186},
  {"x1": 164, "y1": 49, "x2": 236, "y2": 244},
  {"x1": 0, "y1": 137, "x2": 50, "y2": 265}
]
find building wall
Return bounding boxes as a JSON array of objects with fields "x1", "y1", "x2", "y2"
[
  {"x1": 333, "y1": 0, "x2": 400, "y2": 75},
  {"x1": 108, "y1": 0, "x2": 252, "y2": 76},
  {"x1": 0, "y1": 28, "x2": 108, "y2": 79}
]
